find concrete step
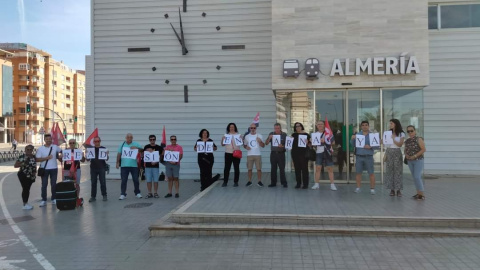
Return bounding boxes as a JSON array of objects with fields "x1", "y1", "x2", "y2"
[
  {"x1": 150, "y1": 218, "x2": 480, "y2": 237},
  {"x1": 171, "y1": 213, "x2": 480, "y2": 229}
]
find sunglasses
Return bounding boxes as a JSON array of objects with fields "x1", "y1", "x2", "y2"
[
  {"x1": 171, "y1": 139, "x2": 177, "y2": 141},
  {"x1": 407, "y1": 130, "x2": 415, "y2": 133},
  {"x1": 149, "y1": 138, "x2": 156, "y2": 141},
  {"x1": 69, "y1": 143, "x2": 75, "y2": 145},
  {"x1": 94, "y1": 140, "x2": 101, "y2": 142},
  {"x1": 250, "y1": 127, "x2": 256, "y2": 129}
]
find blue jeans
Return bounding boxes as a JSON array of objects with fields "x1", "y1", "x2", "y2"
[
  {"x1": 41, "y1": 169, "x2": 58, "y2": 201},
  {"x1": 145, "y1": 167, "x2": 160, "y2": 183},
  {"x1": 408, "y1": 159, "x2": 424, "y2": 192},
  {"x1": 120, "y1": 167, "x2": 140, "y2": 196},
  {"x1": 91, "y1": 167, "x2": 107, "y2": 198}
]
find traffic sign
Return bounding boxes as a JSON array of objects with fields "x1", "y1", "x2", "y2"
[{"x1": 38, "y1": 127, "x2": 45, "y2": 135}]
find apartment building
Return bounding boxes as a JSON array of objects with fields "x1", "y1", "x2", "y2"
[
  {"x1": 0, "y1": 49, "x2": 14, "y2": 143},
  {"x1": 0, "y1": 43, "x2": 86, "y2": 144}
]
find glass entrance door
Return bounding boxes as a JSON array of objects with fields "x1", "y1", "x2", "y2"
[
  {"x1": 313, "y1": 91, "x2": 347, "y2": 181},
  {"x1": 347, "y1": 90, "x2": 382, "y2": 183}
]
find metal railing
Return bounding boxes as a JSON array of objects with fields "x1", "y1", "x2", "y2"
[{"x1": 0, "y1": 150, "x2": 35, "y2": 163}]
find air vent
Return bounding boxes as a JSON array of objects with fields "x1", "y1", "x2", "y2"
[
  {"x1": 128, "y1": 48, "x2": 150, "y2": 52},
  {"x1": 222, "y1": 45, "x2": 245, "y2": 50}
]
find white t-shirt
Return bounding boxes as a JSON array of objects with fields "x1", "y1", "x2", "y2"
[
  {"x1": 36, "y1": 145, "x2": 61, "y2": 170},
  {"x1": 388, "y1": 132, "x2": 406, "y2": 149},
  {"x1": 244, "y1": 133, "x2": 263, "y2": 156}
]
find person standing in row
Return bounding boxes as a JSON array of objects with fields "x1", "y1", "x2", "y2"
[
  {"x1": 291, "y1": 122, "x2": 310, "y2": 189},
  {"x1": 221, "y1": 123, "x2": 242, "y2": 187},
  {"x1": 311, "y1": 121, "x2": 337, "y2": 191},
  {"x1": 63, "y1": 139, "x2": 86, "y2": 199},
  {"x1": 116, "y1": 133, "x2": 142, "y2": 200},
  {"x1": 404, "y1": 125, "x2": 426, "y2": 200},
  {"x1": 88, "y1": 136, "x2": 108, "y2": 202},
  {"x1": 36, "y1": 134, "x2": 62, "y2": 207},
  {"x1": 144, "y1": 135, "x2": 164, "y2": 198},
  {"x1": 244, "y1": 123, "x2": 265, "y2": 187},
  {"x1": 384, "y1": 119, "x2": 405, "y2": 197},
  {"x1": 194, "y1": 129, "x2": 220, "y2": 191},
  {"x1": 163, "y1": 135, "x2": 183, "y2": 198},
  {"x1": 265, "y1": 123, "x2": 288, "y2": 188},
  {"x1": 351, "y1": 121, "x2": 377, "y2": 195},
  {"x1": 14, "y1": 145, "x2": 37, "y2": 210}
]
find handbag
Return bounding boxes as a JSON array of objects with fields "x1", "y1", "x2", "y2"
[
  {"x1": 118, "y1": 141, "x2": 126, "y2": 167},
  {"x1": 37, "y1": 147, "x2": 53, "y2": 177},
  {"x1": 233, "y1": 150, "x2": 242, "y2": 159},
  {"x1": 404, "y1": 156, "x2": 408, "y2": 165},
  {"x1": 305, "y1": 146, "x2": 316, "y2": 161},
  {"x1": 158, "y1": 171, "x2": 165, "y2": 181}
]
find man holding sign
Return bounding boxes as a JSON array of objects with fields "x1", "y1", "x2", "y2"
[
  {"x1": 162, "y1": 135, "x2": 183, "y2": 198},
  {"x1": 243, "y1": 123, "x2": 265, "y2": 187},
  {"x1": 116, "y1": 133, "x2": 143, "y2": 200},
  {"x1": 143, "y1": 135, "x2": 164, "y2": 199},
  {"x1": 350, "y1": 121, "x2": 378, "y2": 195},
  {"x1": 265, "y1": 123, "x2": 288, "y2": 188},
  {"x1": 63, "y1": 139, "x2": 86, "y2": 184},
  {"x1": 86, "y1": 136, "x2": 108, "y2": 202}
]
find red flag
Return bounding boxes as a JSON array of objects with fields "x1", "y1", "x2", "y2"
[
  {"x1": 324, "y1": 116, "x2": 333, "y2": 145},
  {"x1": 54, "y1": 123, "x2": 66, "y2": 146},
  {"x1": 69, "y1": 149, "x2": 76, "y2": 180},
  {"x1": 245, "y1": 112, "x2": 260, "y2": 135},
  {"x1": 161, "y1": 125, "x2": 166, "y2": 146},
  {"x1": 83, "y1": 128, "x2": 98, "y2": 148},
  {"x1": 51, "y1": 123, "x2": 57, "y2": 145}
]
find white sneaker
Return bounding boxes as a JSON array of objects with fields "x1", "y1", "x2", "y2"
[
  {"x1": 22, "y1": 204, "x2": 33, "y2": 210},
  {"x1": 330, "y1": 184, "x2": 337, "y2": 191},
  {"x1": 354, "y1": 188, "x2": 361, "y2": 193},
  {"x1": 119, "y1": 195, "x2": 126, "y2": 200},
  {"x1": 370, "y1": 189, "x2": 376, "y2": 195},
  {"x1": 136, "y1": 193, "x2": 143, "y2": 199},
  {"x1": 51, "y1": 199, "x2": 56, "y2": 205},
  {"x1": 311, "y1": 183, "x2": 320, "y2": 190},
  {"x1": 39, "y1": 201, "x2": 47, "y2": 207}
]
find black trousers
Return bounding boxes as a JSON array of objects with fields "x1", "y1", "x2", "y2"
[
  {"x1": 270, "y1": 151, "x2": 287, "y2": 185},
  {"x1": 18, "y1": 173, "x2": 34, "y2": 203},
  {"x1": 90, "y1": 167, "x2": 107, "y2": 198},
  {"x1": 198, "y1": 154, "x2": 214, "y2": 191},
  {"x1": 292, "y1": 152, "x2": 309, "y2": 187},
  {"x1": 224, "y1": 153, "x2": 240, "y2": 183}
]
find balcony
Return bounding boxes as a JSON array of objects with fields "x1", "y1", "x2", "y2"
[
  {"x1": 30, "y1": 90, "x2": 43, "y2": 97},
  {"x1": 30, "y1": 81, "x2": 40, "y2": 87},
  {"x1": 29, "y1": 114, "x2": 43, "y2": 121}
]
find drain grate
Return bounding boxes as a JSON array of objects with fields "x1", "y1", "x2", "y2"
[{"x1": 124, "y1": 203, "x2": 153, "y2": 209}]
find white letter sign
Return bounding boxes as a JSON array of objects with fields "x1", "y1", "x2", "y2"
[
  {"x1": 272, "y1": 135, "x2": 281, "y2": 147},
  {"x1": 223, "y1": 135, "x2": 232, "y2": 145},
  {"x1": 370, "y1": 133, "x2": 380, "y2": 147},
  {"x1": 144, "y1": 151, "x2": 159, "y2": 162},
  {"x1": 298, "y1": 135, "x2": 307, "y2": 148},
  {"x1": 62, "y1": 150, "x2": 72, "y2": 161},
  {"x1": 311, "y1": 133, "x2": 322, "y2": 146},
  {"x1": 285, "y1": 136, "x2": 294, "y2": 150},
  {"x1": 122, "y1": 147, "x2": 138, "y2": 160},
  {"x1": 74, "y1": 149, "x2": 83, "y2": 161},
  {"x1": 99, "y1": 148, "x2": 108, "y2": 160},
  {"x1": 205, "y1": 142, "x2": 214, "y2": 153},
  {"x1": 383, "y1": 131, "x2": 393, "y2": 145},
  {"x1": 163, "y1": 150, "x2": 180, "y2": 162},
  {"x1": 86, "y1": 148, "x2": 95, "y2": 159},
  {"x1": 196, "y1": 142, "x2": 205, "y2": 153},
  {"x1": 355, "y1": 135, "x2": 366, "y2": 148},
  {"x1": 234, "y1": 135, "x2": 243, "y2": 146}
]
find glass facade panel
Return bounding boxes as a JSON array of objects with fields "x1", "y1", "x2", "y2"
[
  {"x1": 428, "y1": 6, "x2": 438, "y2": 29},
  {"x1": 441, "y1": 4, "x2": 480, "y2": 29}
]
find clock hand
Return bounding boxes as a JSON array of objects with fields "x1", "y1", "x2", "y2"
[
  {"x1": 179, "y1": 8, "x2": 188, "y2": 55},
  {"x1": 170, "y1": 23, "x2": 183, "y2": 47}
]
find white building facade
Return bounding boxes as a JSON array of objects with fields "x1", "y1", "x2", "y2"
[{"x1": 88, "y1": 0, "x2": 480, "y2": 179}]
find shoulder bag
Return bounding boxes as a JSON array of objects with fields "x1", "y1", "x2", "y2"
[
  {"x1": 118, "y1": 142, "x2": 126, "y2": 167},
  {"x1": 232, "y1": 135, "x2": 242, "y2": 159},
  {"x1": 37, "y1": 147, "x2": 53, "y2": 177}
]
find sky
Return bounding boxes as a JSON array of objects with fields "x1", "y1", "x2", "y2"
[{"x1": 0, "y1": 0, "x2": 90, "y2": 70}]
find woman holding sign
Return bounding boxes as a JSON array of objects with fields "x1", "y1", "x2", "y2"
[
  {"x1": 221, "y1": 123, "x2": 243, "y2": 187},
  {"x1": 194, "y1": 129, "x2": 220, "y2": 191},
  {"x1": 384, "y1": 119, "x2": 405, "y2": 197},
  {"x1": 404, "y1": 125, "x2": 426, "y2": 200},
  {"x1": 163, "y1": 135, "x2": 183, "y2": 198},
  {"x1": 311, "y1": 121, "x2": 337, "y2": 191},
  {"x1": 291, "y1": 122, "x2": 311, "y2": 189}
]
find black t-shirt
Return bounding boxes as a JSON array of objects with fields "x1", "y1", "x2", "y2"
[
  {"x1": 195, "y1": 139, "x2": 217, "y2": 157},
  {"x1": 63, "y1": 149, "x2": 81, "y2": 170},
  {"x1": 291, "y1": 132, "x2": 311, "y2": 154},
  {"x1": 89, "y1": 146, "x2": 107, "y2": 170},
  {"x1": 143, "y1": 144, "x2": 163, "y2": 168}
]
